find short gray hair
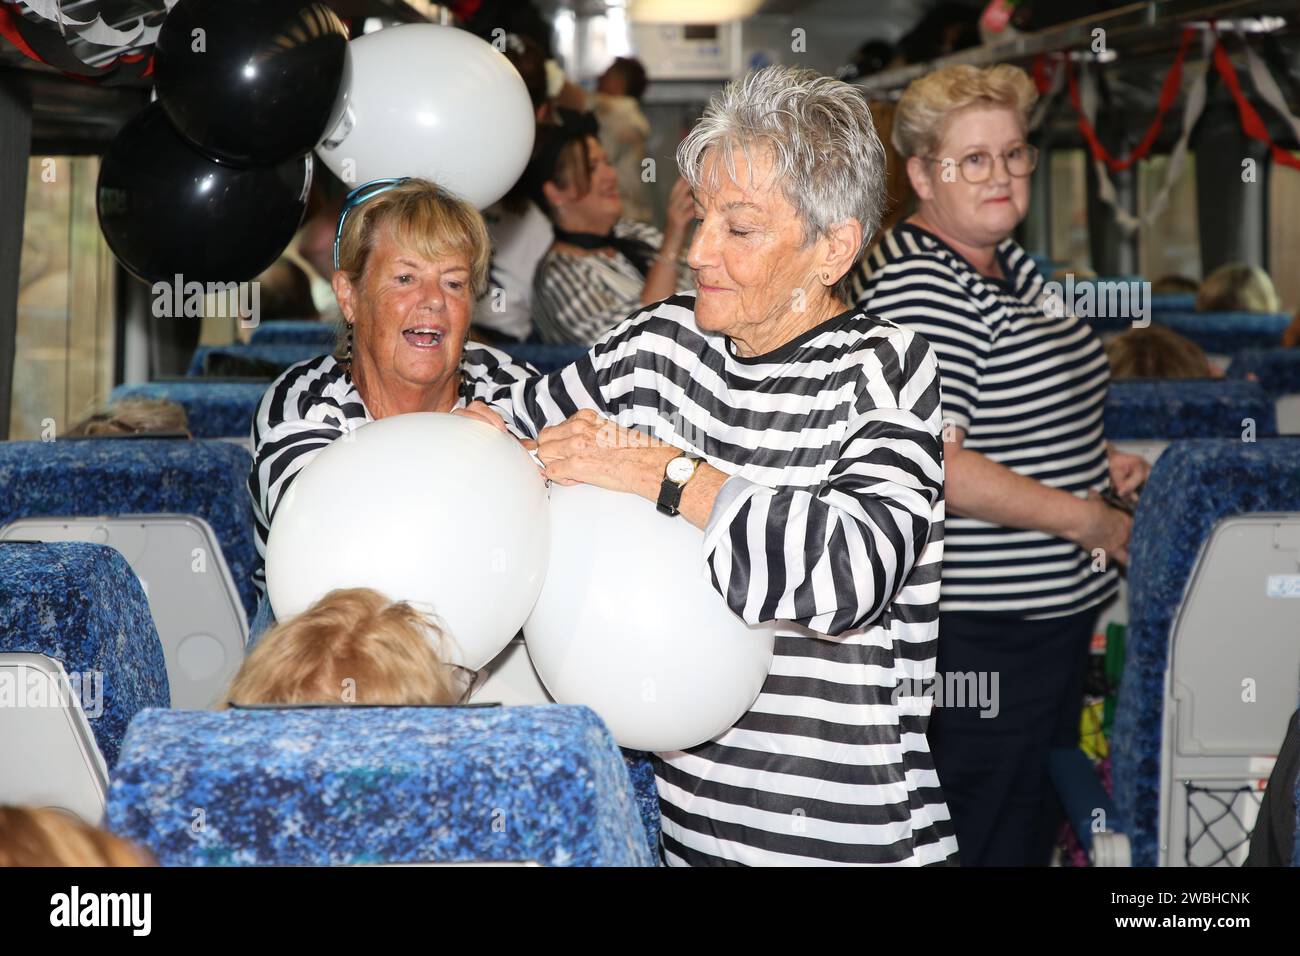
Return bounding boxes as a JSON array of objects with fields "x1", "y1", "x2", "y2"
[{"x1": 676, "y1": 65, "x2": 886, "y2": 299}]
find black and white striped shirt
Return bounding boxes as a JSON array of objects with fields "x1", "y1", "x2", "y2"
[
  {"x1": 853, "y1": 222, "x2": 1117, "y2": 618},
  {"x1": 532, "y1": 218, "x2": 690, "y2": 346},
  {"x1": 486, "y1": 292, "x2": 957, "y2": 866},
  {"x1": 247, "y1": 346, "x2": 536, "y2": 597}
]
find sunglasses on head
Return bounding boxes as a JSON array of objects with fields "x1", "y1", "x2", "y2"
[{"x1": 332, "y1": 177, "x2": 412, "y2": 272}]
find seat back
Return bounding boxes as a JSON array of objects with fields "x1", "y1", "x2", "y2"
[
  {"x1": 0, "y1": 653, "x2": 110, "y2": 824},
  {"x1": 106, "y1": 705, "x2": 656, "y2": 866},
  {"x1": 1227, "y1": 348, "x2": 1300, "y2": 436},
  {"x1": 1151, "y1": 293, "x2": 1198, "y2": 315},
  {"x1": 0, "y1": 541, "x2": 168, "y2": 768},
  {"x1": 247, "y1": 320, "x2": 338, "y2": 346},
  {"x1": 0, "y1": 438, "x2": 259, "y2": 619},
  {"x1": 187, "y1": 343, "x2": 330, "y2": 378},
  {"x1": 1113, "y1": 439, "x2": 1300, "y2": 866},
  {"x1": 1294, "y1": 757, "x2": 1300, "y2": 867},
  {"x1": 1155, "y1": 311, "x2": 1292, "y2": 357},
  {"x1": 1104, "y1": 380, "x2": 1276, "y2": 467},
  {"x1": 0, "y1": 516, "x2": 247, "y2": 709},
  {"x1": 109, "y1": 381, "x2": 266, "y2": 440}
]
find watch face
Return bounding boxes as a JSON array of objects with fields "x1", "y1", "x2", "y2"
[{"x1": 666, "y1": 455, "x2": 696, "y2": 483}]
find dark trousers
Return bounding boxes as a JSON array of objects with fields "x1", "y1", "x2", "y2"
[{"x1": 928, "y1": 608, "x2": 1096, "y2": 867}]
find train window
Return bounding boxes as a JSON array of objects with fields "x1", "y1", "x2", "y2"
[
  {"x1": 12, "y1": 157, "x2": 115, "y2": 440},
  {"x1": 1268, "y1": 156, "x2": 1300, "y2": 311},
  {"x1": 1048, "y1": 148, "x2": 1090, "y2": 270},
  {"x1": 1138, "y1": 152, "x2": 1201, "y2": 282}
]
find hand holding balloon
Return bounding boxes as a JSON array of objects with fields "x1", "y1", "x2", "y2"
[
  {"x1": 533, "y1": 409, "x2": 668, "y2": 491},
  {"x1": 530, "y1": 410, "x2": 728, "y2": 528},
  {"x1": 449, "y1": 401, "x2": 508, "y2": 433}
]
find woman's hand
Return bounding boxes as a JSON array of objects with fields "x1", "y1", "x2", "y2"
[
  {"x1": 1107, "y1": 446, "x2": 1150, "y2": 503},
  {"x1": 1070, "y1": 490, "x2": 1133, "y2": 566},
  {"x1": 641, "y1": 180, "x2": 694, "y2": 306},
  {"x1": 530, "y1": 408, "x2": 672, "y2": 496},
  {"x1": 663, "y1": 178, "x2": 695, "y2": 247},
  {"x1": 450, "y1": 400, "x2": 507, "y2": 433}
]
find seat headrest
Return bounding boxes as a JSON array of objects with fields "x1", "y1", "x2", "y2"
[
  {"x1": 0, "y1": 541, "x2": 168, "y2": 766},
  {"x1": 107, "y1": 705, "x2": 655, "y2": 867}
]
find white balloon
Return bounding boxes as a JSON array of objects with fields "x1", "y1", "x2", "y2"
[
  {"x1": 524, "y1": 484, "x2": 776, "y2": 752},
  {"x1": 317, "y1": 24, "x2": 536, "y2": 209},
  {"x1": 266, "y1": 413, "x2": 548, "y2": 670}
]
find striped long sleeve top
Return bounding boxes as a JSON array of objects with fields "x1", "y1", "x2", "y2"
[
  {"x1": 485, "y1": 292, "x2": 958, "y2": 866},
  {"x1": 246, "y1": 345, "x2": 536, "y2": 597},
  {"x1": 853, "y1": 222, "x2": 1118, "y2": 618}
]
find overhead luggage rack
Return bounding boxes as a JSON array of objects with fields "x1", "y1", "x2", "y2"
[{"x1": 852, "y1": 0, "x2": 1299, "y2": 97}]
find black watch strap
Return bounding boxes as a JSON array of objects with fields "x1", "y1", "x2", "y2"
[{"x1": 657, "y1": 474, "x2": 686, "y2": 516}]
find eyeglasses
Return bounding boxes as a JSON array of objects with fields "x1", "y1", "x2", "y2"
[
  {"x1": 924, "y1": 144, "x2": 1038, "y2": 184},
  {"x1": 332, "y1": 177, "x2": 411, "y2": 272}
]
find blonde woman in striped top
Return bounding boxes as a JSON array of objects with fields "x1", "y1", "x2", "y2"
[{"x1": 853, "y1": 63, "x2": 1150, "y2": 866}]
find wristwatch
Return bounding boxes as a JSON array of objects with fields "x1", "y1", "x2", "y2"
[{"x1": 656, "y1": 453, "x2": 700, "y2": 517}]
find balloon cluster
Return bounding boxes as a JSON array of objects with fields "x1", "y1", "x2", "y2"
[
  {"x1": 97, "y1": 0, "x2": 346, "y2": 284},
  {"x1": 97, "y1": 8, "x2": 536, "y2": 284},
  {"x1": 267, "y1": 415, "x2": 776, "y2": 753}
]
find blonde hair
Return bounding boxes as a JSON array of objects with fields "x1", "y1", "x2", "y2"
[
  {"x1": 892, "y1": 63, "x2": 1038, "y2": 159},
  {"x1": 226, "y1": 588, "x2": 465, "y2": 707},
  {"x1": 66, "y1": 398, "x2": 188, "y2": 437},
  {"x1": 0, "y1": 806, "x2": 155, "y2": 866},
  {"x1": 335, "y1": 178, "x2": 490, "y2": 299},
  {"x1": 1196, "y1": 263, "x2": 1281, "y2": 314},
  {"x1": 1105, "y1": 324, "x2": 1213, "y2": 380}
]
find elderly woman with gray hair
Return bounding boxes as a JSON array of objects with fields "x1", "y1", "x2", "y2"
[{"x1": 487, "y1": 65, "x2": 957, "y2": 866}]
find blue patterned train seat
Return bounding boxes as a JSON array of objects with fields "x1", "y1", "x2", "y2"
[
  {"x1": 187, "y1": 343, "x2": 330, "y2": 378},
  {"x1": 1155, "y1": 311, "x2": 1290, "y2": 356},
  {"x1": 0, "y1": 439, "x2": 258, "y2": 619},
  {"x1": 495, "y1": 342, "x2": 589, "y2": 375},
  {"x1": 1226, "y1": 348, "x2": 1300, "y2": 397},
  {"x1": 621, "y1": 749, "x2": 661, "y2": 861},
  {"x1": 1151, "y1": 293, "x2": 1198, "y2": 314},
  {"x1": 248, "y1": 320, "x2": 338, "y2": 346},
  {"x1": 1112, "y1": 439, "x2": 1300, "y2": 866},
  {"x1": 1294, "y1": 762, "x2": 1300, "y2": 867},
  {"x1": 107, "y1": 705, "x2": 656, "y2": 866},
  {"x1": 0, "y1": 541, "x2": 168, "y2": 767},
  {"x1": 1103, "y1": 379, "x2": 1276, "y2": 441},
  {"x1": 110, "y1": 382, "x2": 267, "y2": 439}
]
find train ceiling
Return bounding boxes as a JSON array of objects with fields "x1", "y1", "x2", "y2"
[{"x1": 1, "y1": 0, "x2": 1297, "y2": 152}]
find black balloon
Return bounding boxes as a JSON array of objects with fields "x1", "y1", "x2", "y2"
[
  {"x1": 97, "y1": 103, "x2": 312, "y2": 284},
  {"x1": 154, "y1": 0, "x2": 349, "y2": 167}
]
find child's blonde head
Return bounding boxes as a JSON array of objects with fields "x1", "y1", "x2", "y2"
[
  {"x1": 0, "y1": 806, "x2": 155, "y2": 866},
  {"x1": 227, "y1": 588, "x2": 466, "y2": 707}
]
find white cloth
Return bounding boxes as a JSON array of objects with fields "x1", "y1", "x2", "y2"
[{"x1": 474, "y1": 200, "x2": 554, "y2": 342}]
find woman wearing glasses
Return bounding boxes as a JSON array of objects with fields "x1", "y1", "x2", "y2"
[
  {"x1": 246, "y1": 178, "x2": 534, "y2": 627},
  {"x1": 853, "y1": 64, "x2": 1149, "y2": 866}
]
